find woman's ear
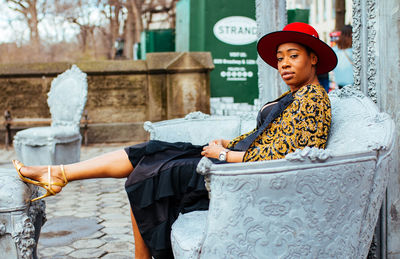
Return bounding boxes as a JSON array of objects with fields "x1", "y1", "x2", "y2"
[{"x1": 311, "y1": 53, "x2": 318, "y2": 66}]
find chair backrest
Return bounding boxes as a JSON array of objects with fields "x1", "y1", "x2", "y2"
[
  {"x1": 47, "y1": 65, "x2": 87, "y2": 129},
  {"x1": 239, "y1": 112, "x2": 257, "y2": 134},
  {"x1": 326, "y1": 86, "x2": 389, "y2": 156},
  {"x1": 144, "y1": 112, "x2": 242, "y2": 145}
]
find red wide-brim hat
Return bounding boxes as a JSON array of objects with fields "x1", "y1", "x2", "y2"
[{"x1": 257, "y1": 22, "x2": 338, "y2": 75}]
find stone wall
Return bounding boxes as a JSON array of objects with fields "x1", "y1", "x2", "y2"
[{"x1": 0, "y1": 52, "x2": 213, "y2": 144}]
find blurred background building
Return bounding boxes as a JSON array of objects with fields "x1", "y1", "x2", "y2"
[
  {"x1": 0, "y1": 0, "x2": 355, "y2": 117},
  {"x1": 287, "y1": 0, "x2": 353, "y2": 43}
]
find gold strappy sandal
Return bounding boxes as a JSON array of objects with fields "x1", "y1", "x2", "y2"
[{"x1": 12, "y1": 160, "x2": 68, "y2": 202}]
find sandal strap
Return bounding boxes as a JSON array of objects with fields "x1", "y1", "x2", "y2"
[
  {"x1": 47, "y1": 165, "x2": 52, "y2": 190},
  {"x1": 60, "y1": 164, "x2": 68, "y2": 186},
  {"x1": 14, "y1": 161, "x2": 23, "y2": 171},
  {"x1": 44, "y1": 165, "x2": 56, "y2": 195}
]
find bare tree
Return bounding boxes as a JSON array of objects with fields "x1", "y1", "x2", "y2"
[
  {"x1": 108, "y1": 1, "x2": 124, "y2": 59},
  {"x1": 56, "y1": 0, "x2": 102, "y2": 59},
  {"x1": 120, "y1": 0, "x2": 141, "y2": 59},
  {"x1": 335, "y1": 0, "x2": 346, "y2": 31},
  {"x1": 5, "y1": 0, "x2": 47, "y2": 52},
  {"x1": 98, "y1": 0, "x2": 125, "y2": 59},
  {"x1": 121, "y1": 0, "x2": 178, "y2": 59},
  {"x1": 2, "y1": 0, "x2": 179, "y2": 62},
  {"x1": 141, "y1": 0, "x2": 178, "y2": 30}
]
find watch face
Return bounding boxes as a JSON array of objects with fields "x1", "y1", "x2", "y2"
[{"x1": 219, "y1": 151, "x2": 226, "y2": 161}]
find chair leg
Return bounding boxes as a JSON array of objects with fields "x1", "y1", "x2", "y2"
[
  {"x1": 4, "y1": 110, "x2": 11, "y2": 150},
  {"x1": 130, "y1": 208, "x2": 151, "y2": 259}
]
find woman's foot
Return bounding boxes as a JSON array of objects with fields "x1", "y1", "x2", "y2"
[{"x1": 12, "y1": 160, "x2": 68, "y2": 195}]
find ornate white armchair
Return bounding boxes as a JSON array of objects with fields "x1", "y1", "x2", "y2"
[
  {"x1": 0, "y1": 168, "x2": 45, "y2": 259},
  {"x1": 13, "y1": 65, "x2": 88, "y2": 166},
  {"x1": 144, "y1": 87, "x2": 396, "y2": 259}
]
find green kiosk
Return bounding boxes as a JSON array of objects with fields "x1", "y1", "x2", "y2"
[{"x1": 176, "y1": 0, "x2": 258, "y2": 105}]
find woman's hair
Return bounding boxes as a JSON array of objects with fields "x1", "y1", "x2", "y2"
[
  {"x1": 337, "y1": 25, "x2": 352, "y2": 49},
  {"x1": 298, "y1": 43, "x2": 318, "y2": 67},
  {"x1": 302, "y1": 44, "x2": 315, "y2": 56}
]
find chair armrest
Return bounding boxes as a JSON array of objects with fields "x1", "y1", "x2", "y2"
[
  {"x1": 197, "y1": 147, "x2": 374, "y2": 177},
  {"x1": 197, "y1": 149, "x2": 388, "y2": 258}
]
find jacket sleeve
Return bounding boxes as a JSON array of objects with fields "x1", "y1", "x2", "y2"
[
  {"x1": 243, "y1": 85, "x2": 331, "y2": 162},
  {"x1": 226, "y1": 128, "x2": 257, "y2": 149}
]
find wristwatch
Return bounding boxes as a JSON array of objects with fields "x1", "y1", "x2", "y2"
[{"x1": 218, "y1": 149, "x2": 230, "y2": 161}]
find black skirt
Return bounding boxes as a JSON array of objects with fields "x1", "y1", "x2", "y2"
[{"x1": 124, "y1": 140, "x2": 217, "y2": 258}]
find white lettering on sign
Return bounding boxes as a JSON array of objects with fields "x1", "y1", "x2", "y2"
[
  {"x1": 229, "y1": 52, "x2": 247, "y2": 58},
  {"x1": 220, "y1": 67, "x2": 254, "y2": 81},
  {"x1": 213, "y1": 16, "x2": 257, "y2": 45},
  {"x1": 213, "y1": 58, "x2": 256, "y2": 65}
]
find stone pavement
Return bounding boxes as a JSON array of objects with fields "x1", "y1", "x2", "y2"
[{"x1": 0, "y1": 143, "x2": 139, "y2": 259}]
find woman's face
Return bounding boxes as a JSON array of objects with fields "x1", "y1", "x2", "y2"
[{"x1": 276, "y1": 42, "x2": 318, "y2": 91}]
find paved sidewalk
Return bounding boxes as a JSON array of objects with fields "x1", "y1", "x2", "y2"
[{"x1": 0, "y1": 143, "x2": 139, "y2": 259}]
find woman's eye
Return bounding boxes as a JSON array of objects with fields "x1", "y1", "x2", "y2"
[
  {"x1": 277, "y1": 57, "x2": 283, "y2": 62},
  {"x1": 290, "y1": 54, "x2": 298, "y2": 58}
]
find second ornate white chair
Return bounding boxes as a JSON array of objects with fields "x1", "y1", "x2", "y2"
[{"x1": 13, "y1": 65, "x2": 88, "y2": 166}]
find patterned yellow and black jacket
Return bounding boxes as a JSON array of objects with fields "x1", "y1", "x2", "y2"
[{"x1": 227, "y1": 84, "x2": 331, "y2": 162}]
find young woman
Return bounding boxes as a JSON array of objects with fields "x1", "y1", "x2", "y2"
[{"x1": 13, "y1": 22, "x2": 337, "y2": 259}]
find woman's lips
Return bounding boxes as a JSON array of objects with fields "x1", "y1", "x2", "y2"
[{"x1": 281, "y1": 71, "x2": 294, "y2": 80}]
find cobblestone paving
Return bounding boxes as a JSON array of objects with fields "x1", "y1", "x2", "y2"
[
  {"x1": 0, "y1": 143, "x2": 138, "y2": 259},
  {"x1": 38, "y1": 178, "x2": 134, "y2": 259}
]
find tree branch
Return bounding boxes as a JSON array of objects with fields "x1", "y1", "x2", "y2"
[{"x1": 7, "y1": 0, "x2": 28, "y2": 10}]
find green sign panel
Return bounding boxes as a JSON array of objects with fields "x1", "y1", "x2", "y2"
[
  {"x1": 140, "y1": 29, "x2": 175, "y2": 59},
  {"x1": 287, "y1": 9, "x2": 310, "y2": 24},
  {"x1": 176, "y1": 0, "x2": 258, "y2": 104}
]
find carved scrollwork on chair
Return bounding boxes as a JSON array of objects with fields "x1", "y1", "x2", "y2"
[
  {"x1": 184, "y1": 111, "x2": 211, "y2": 120},
  {"x1": 328, "y1": 84, "x2": 366, "y2": 99},
  {"x1": 285, "y1": 146, "x2": 332, "y2": 162},
  {"x1": 12, "y1": 216, "x2": 36, "y2": 259},
  {"x1": 143, "y1": 121, "x2": 157, "y2": 140}
]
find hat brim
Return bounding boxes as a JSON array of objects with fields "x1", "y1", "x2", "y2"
[{"x1": 257, "y1": 31, "x2": 338, "y2": 75}]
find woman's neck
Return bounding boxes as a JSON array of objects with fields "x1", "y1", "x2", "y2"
[{"x1": 289, "y1": 77, "x2": 320, "y2": 92}]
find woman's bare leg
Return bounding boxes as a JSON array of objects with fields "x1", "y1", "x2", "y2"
[
  {"x1": 17, "y1": 150, "x2": 133, "y2": 193},
  {"x1": 17, "y1": 149, "x2": 152, "y2": 256},
  {"x1": 64, "y1": 149, "x2": 133, "y2": 180},
  {"x1": 131, "y1": 209, "x2": 151, "y2": 259}
]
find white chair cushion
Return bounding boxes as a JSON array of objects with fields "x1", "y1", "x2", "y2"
[
  {"x1": 171, "y1": 210, "x2": 208, "y2": 259},
  {"x1": 15, "y1": 126, "x2": 80, "y2": 145}
]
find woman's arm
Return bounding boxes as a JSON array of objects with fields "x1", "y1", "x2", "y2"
[{"x1": 201, "y1": 145, "x2": 245, "y2": 163}]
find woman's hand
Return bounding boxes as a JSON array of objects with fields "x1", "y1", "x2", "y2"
[
  {"x1": 201, "y1": 145, "x2": 226, "y2": 159},
  {"x1": 208, "y1": 139, "x2": 230, "y2": 148}
]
